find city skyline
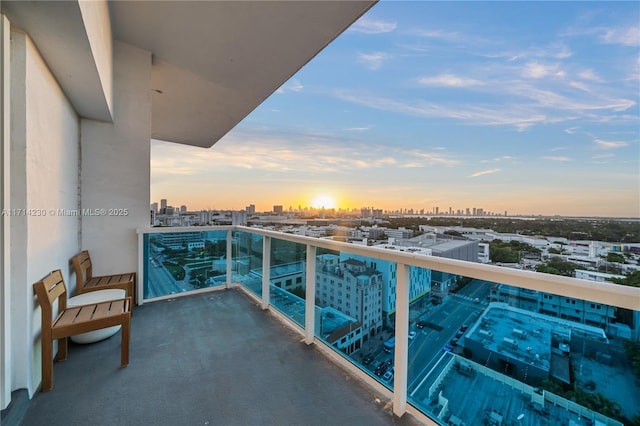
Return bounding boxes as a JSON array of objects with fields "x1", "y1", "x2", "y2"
[
  {"x1": 153, "y1": 199, "x2": 505, "y2": 216},
  {"x1": 151, "y1": 1, "x2": 639, "y2": 218}
]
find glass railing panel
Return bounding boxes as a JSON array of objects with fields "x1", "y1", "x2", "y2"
[
  {"x1": 406, "y1": 275, "x2": 639, "y2": 426},
  {"x1": 403, "y1": 265, "x2": 434, "y2": 393},
  {"x1": 143, "y1": 230, "x2": 228, "y2": 299},
  {"x1": 232, "y1": 230, "x2": 264, "y2": 296},
  {"x1": 312, "y1": 249, "x2": 390, "y2": 384},
  {"x1": 406, "y1": 274, "x2": 491, "y2": 423},
  {"x1": 267, "y1": 237, "x2": 307, "y2": 327}
]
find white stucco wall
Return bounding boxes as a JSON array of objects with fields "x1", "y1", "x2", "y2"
[
  {"x1": 9, "y1": 30, "x2": 80, "y2": 396},
  {"x1": 1, "y1": 13, "x2": 11, "y2": 411},
  {"x1": 80, "y1": 41, "x2": 151, "y2": 275}
]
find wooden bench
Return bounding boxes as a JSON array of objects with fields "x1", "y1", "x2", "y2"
[
  {"x1": 71, "y1": 250, "x2": 136, "y2": 305},
  {"x1": 34, "y1": 269, "x2": 131, "y2": 392}
]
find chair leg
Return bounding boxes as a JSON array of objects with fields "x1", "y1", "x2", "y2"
[
  {"x1": 56, "y1": 337, "x2": 68, "y2": 361},
  {"x1": 120, "y1": 314, "x2": 130, "y2": 367},
  {"x1": 41, "y1": 338, "x2": 53, "y2": 392}
]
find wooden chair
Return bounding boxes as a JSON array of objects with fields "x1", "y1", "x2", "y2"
[
  {"x1": 71, "y1": 250, "x2": 136, "y2": 305},
  {"x1": 33, "y1": 270, "x2": 132, "y2": 392}
]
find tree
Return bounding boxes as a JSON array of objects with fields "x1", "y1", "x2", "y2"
[
  {"x1": 611, "y1": 271, "x2": 640, "y2": 288},
  {"x1": 535, "y1": 257, "x2": 580, "y2": 277},
  {"x1": 606, "y1": 252, "x2": 626, "y2": 264}
]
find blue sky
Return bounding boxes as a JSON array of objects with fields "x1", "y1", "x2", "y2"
[{"x1": 151, "y1": 1, "x2": 639, "y2": 217}]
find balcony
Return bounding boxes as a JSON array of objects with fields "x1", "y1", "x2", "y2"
[
  {"x1": 113, "y1": 226, "x2": 640, "y2": 425},
  {"x1": 1, "y1": 3, "x2": 639, "y2": 425}
]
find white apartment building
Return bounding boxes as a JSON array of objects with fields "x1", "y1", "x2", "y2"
[
  {"x1": 344, "y1": 246, "x2": 432, "y2": 325},
  {"x1": 478, "y1": 242, "x2": 490, "y2": 263},
  {"x1": 315, "y1": 254, "x2": 383, "y2": 339},
  {"x1": 231, "y1": 210, "x2": 247, "y2": 226},
  {"x1": 575, "y1": 269, "x2": 625, "y2": 283},
  {"x1": 385, "y1": 227, "x2": 414, "y2": 240},
  {"x1": 156, "y1": 231, "x2": 205, "y2": 250}
]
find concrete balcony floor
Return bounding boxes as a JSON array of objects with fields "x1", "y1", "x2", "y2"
[{"x1": 21, "y1": 289, "x2": 423, "y2": 426}]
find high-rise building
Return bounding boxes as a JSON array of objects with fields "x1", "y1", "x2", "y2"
[
  {"x1": 232, "y1": 211, "x2": 247, "y2": 226},
  {"x1": 160, "y1": 199, "x2": 167, "y2": 209},
  {"x1": 246, "y1": 204, "x2": 256, "y2": 215},
  {"x1": 273, "y1": 205, "x2": 283, "y2": 214},
  {"x1": 150, "y1": 202, "x2": 158, "y2": 214},
  {"x1": 180, "y1": 205, "x2": 187, "y2": 213}
]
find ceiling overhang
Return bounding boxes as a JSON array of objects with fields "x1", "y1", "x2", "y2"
[
  {"x1": 2, "y1": 1, "x2": 114, "y2": 122},
  {"x1": 110, "y1": 1, "x2": 377, "y2": 148},
  {"x1": 2, "y1": 1, "x2": 377, "y2": 148}
]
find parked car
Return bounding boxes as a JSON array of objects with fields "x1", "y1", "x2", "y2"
[
  {"x1": 382, "y1": 369, "x2": 394, "y2": 382},
  {"x1": 408, "y1": 331, "x2": 417, "y2": 340},
  {"x1": 374, "y1": 362, "x2": 389, "y2": 376},
  {"x1": 362, "y1": 353, "x2": 374, "y2": 365}
]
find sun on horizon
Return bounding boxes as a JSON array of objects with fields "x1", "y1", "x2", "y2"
[{"x1": 310, "y1": 194, "x2": 337, "y2": 210}]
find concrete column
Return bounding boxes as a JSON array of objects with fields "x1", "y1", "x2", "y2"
[
  {"x1": 305, "y1": 245, "x2": 316, "y2": 345},
  {"x1": 80, "y1": 41, "x2": 151, "y2": 275},
  {"x1": 262, "y1": 236, "x2": 271, "y2": 310},
  {"x1": 393, "y1": 263, "x2": 410, "y2": 417}
]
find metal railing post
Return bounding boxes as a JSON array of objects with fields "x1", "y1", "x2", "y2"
[
  {"x1": 226, "y1": 229, "x2": 232, "y2": 289},
  {"x1": 305, "y1": 245, "x2": 317, "y2": 345},
  {"x1": 262, "y1": 236, "x2": 271, "y2": 310},
  {"x1": 393, "y1": 263, "x2": 409, "y2": 417}
]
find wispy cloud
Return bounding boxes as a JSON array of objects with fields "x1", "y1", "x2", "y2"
[
  {"x1": 469, "y1": 169, "x2": 501, "y2": 178},
  {"x1": 542, "y1": 156, "x2": 573, "y2": 162},
  {"x1": 480, "y1": 156, "x2": 518, "y2": 164},
  {"x1": 522, "y1": 62, "x2": 565, "y2": 79},
  {"x1": 344, "y1": 127, "x2": 371, "y2": 132},
  {"x1": 481, "y1": 41, "x2": 572, "y2": 62},
  {"x1": 595, "y1": 139, "x2": 629, "y2": 149},
  {"x1": 275, "y1": 78, "x2": 303, "y2": 94},
  {"x1": 349, "y1": 17, "x2": 397, "y2": 34},
  {"x1": 357, "y1": 52, "x2": 392, "y2": 70},
  {"x1": 415, "y1": 29, "x2": 465, "y2": 43},
  {"x1": 600, "y1": 25, "x2": 640, "y2": 47},
  {"x1": 418, "y1": 74, "x2": 483, "y2": 88},
  {"x1": 577, "y1": 69, "x2": 601, "y2": 82},
  {"x1": 334, "y1": 89, "x2": 549, "y2": 131},
  {"x1": 152, "y1": 126, "x2": 460, "y2": 180}
]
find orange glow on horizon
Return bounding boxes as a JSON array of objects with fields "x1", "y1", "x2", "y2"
[{"x1": 310, "y1": 194, "x2": 337, "y2": 210}]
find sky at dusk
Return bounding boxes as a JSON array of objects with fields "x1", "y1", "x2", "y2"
[{"x1": 151, "y1": 1, "x2": 640, "y2": 218}]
